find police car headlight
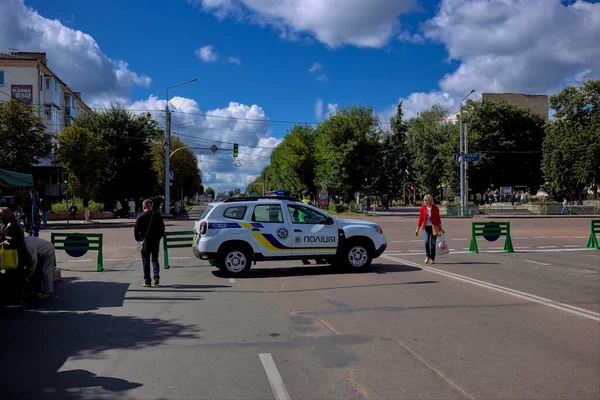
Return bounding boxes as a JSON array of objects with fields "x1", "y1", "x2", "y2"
[{"x1": 374, "y1": 225, "x2": 384, "y2": 235}]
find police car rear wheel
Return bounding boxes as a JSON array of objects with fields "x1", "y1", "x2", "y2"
[
  {"x1": 222, "y1": 249, "x2": 251, "y2": 275},
  {"x1": 345, "y1": 243, "x2": 372, "y2": 269}
]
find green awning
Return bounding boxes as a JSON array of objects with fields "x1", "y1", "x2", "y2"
[{"x1": 0, "y1": 168, "x2": 33, "y2": 189}]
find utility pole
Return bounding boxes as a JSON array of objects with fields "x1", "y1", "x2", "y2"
[
  {"x1": 164, "y1": 78, "x2": 197, "y2": 215},
  {"x1": 464, "y1": 123, "x2": 469, "y2": 210},
  {"x1": 459, "y1": 89, "x2": 475, "y2": 217}
]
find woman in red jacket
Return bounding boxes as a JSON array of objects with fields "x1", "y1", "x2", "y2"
[{"x1": 415, "y1": 194, "x2": 443, "y2": 264}]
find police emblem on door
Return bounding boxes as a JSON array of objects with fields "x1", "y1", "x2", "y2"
[{"x1": 277, "y1": 227, "x2": 289, "y2": 240}]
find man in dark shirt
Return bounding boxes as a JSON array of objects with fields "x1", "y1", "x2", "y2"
[{"x1": 134, "y1": 199, "x2": 165, "y2": 287}]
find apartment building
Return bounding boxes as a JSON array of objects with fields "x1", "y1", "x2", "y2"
[{"x1": 0, "y1": 51, "x2": 91, "y2": 197}]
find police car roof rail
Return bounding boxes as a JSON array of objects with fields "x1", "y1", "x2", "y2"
[{"x1": 223, "y1": 196, "x2": 300, "y2": 203}]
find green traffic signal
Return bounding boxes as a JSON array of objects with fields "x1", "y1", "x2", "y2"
[{"x1": 233, "y1": 143, "x2": 238, "y2": 158}]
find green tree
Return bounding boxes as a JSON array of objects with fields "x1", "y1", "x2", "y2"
[
  {"x1": 456, "y1": 100, "x2": 546, "y2": 198},
  {"x1": 407, "y1": 104, "x2": 455, "y2": 200},
  {"x1": 314, "y1": 105, "x2": 382, "y2": 200},
  {"x1": 151, "y1": 138, "x2": 202, "y2": 199},
  {"x1": 74, "y1": 105, "x2": 161, "y2": 210},
  {"x1": 268, "y1": 124, "x2": 315, "y2": 195},
  {"x1": 373, "y1": 101, "x2": 411, "y2": 199},
  {"x1": 205, "y1": 187, "x2": 215, "y2": 197},
  {"x1": 0, "y1": 100, "x2": 52, "y2": 171},
  {"x1": 55, "y1": 126, "x2": 107, "y2": 207},
  {"x1": 542, "y1": 80, "x2": 600, "y2": 201}
]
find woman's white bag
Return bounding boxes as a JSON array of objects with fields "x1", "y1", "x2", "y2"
[{"x1": 437, "y1": 234, "x2": 450, "y2": 256}]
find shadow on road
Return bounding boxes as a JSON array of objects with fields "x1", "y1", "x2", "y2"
[
  {"x1": 0, "y1": 308, "x2": 199, "y2": 400},
  {"x1": 211, "y1": 263, "x2": 422, "y2": 279}
]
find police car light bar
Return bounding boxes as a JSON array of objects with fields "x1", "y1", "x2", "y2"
[{"x1": 223, "y1": 196, "x2": 300, "y2": 203}]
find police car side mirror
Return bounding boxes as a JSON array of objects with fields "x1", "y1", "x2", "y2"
[{"x1": 325, "y1": 217, "x2": 334, "y2": 225}]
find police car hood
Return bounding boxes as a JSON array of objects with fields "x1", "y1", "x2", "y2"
[{"x1": 335, "y1": 218, "x2": 377, "y2": 228}]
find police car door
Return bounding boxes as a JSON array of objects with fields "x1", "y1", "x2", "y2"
[
  {"x1": 249, "y1": 203, "x2": 291, "y2": 258},
  {"x1": 287, "y1": 204, "x2": 338, "y2": 257}
]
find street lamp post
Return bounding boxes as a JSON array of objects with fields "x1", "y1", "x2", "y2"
[
  {"x1": 459, "y1": 89, "x2": 475, "y2": 217},
  {"x1": 164, "y1": 78, "x2": 197, "y2": 215}
]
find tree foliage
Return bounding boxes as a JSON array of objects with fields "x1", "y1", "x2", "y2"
[
  {"x1": 268, "y1": 124, "x2": 315, "y2": 195},
  {"x1": 542, "y1": 80, "x2": 600, "y2": 201},
  {"x1": 151, "y1": 138, "x2": 202, "y2": 199},
  {"x1": 74, "y1": 105, "x2": 161, "y2": 210},
  {"x1": 0, "y1": 100, "x2": 52, "y2": 171},
  {"x1": 314, "y1": 105, "x2": 382, "y2": 200},
  {"x1": 55, "y1": 126, "x2": 107, "y2": 203},
  {"x1": 459, "y1": 99, "x2": 546, "y2": 196},
  {"x1": 373, "y1": 101, "x2": 411, "y2": 198},
  {"x1": 205, "y1": 187, "x2": 215, "y2": 197}
]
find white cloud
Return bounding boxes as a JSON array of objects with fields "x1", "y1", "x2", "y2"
[
  {"x1": 192, "y1": 0, "x2": 418, "y2": 48},
  {"x1": 380, "y1": 91, "x2": 458, "y2": 122},
  {"x1": 327, "y1": 103, "x2": 338, "y2": 117},
  {"x1": 381, "y1": 0, "x2": 599, "y2": 121},
  {"x1": 314, "y1": 98, "x2": 324, "y2": 118},
  {"x1": 195, "y1": 45, "x2": 219, "y2": 62},
  {"x1": 308, "y1": 62, "x2": 322, "y2": 74},
  {"x1": 423, "y1": 0, "x2": 600, "y2": 96},
  {"x1": 316, "y1": 74, "x2": 328, "y2": 82},
  {"x1": 0, "y1": 0, "x2": 151, "y2": 107},
  {"x1": 130, "y1": 96, "x2": 280, "y2": 190},
  {"x1": 228, "y1": 56, "x2": 242, "y2": 65},
  {"x1": 397, "y1": 31, "x2": 424, "y2": 44}
]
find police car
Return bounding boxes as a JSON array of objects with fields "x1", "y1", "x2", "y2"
[{"x1": 192, "y1": 196, "x2": 387, "y2": 276}]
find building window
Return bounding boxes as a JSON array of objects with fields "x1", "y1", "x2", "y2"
[
  {"x1": 39, "y1": 75, "x2": 42, "y2": 91},
  {"x1": 55, "y1": 79, "x2": 59, "y2": 93},
  {"x1": 45, "y1": 77, "x2": 51, "y2": 90},
  {"x1": 44, "y1": 107, "x2": 52, "y2": 121}
]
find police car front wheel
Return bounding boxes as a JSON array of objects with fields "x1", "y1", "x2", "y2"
[
  {"x1": 345, "y1": 242, "x2": 373, "y2": 269},
  {"x1": 220, "y1": 249, "x2": 251, "y2": 275}
]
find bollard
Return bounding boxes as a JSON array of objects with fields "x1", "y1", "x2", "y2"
[
  {"x1": 163, "y1": 230, "x2": 195, "y2": 269},
  {"x1": 469, "y1": 221, "x2": 514, "y2": 253},
  {"x1": 586, "y1": 220, "x2": 600, "y2": 249},
  {"x1": 51, "y1": 232, "x2": 104, "y2": 272}
]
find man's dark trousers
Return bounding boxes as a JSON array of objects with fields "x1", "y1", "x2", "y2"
[{"x1": 141, "y1": 243, "x2": 160, "y2": 284}]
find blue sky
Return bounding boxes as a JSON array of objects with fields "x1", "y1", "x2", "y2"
[{"x1": 1, "y1": 0, "x2": 598, "y2": 191}]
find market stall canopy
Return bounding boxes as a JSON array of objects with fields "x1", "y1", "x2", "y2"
[{"x1": 0, "y1": 168, "x2": 33, "y2": 189}]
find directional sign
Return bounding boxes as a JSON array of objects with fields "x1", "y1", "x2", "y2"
[
  {"x1": 169, "y1": 171, "x2": 174, "y2": 181},
  {"x1": 210, "y1": 144, "x2": 218, "y2": 153},
  {"x1": 453, "y1": 153, "x2": 481, "y2": 162}
]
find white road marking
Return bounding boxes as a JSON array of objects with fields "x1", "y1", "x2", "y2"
[
  {"x1": 259, "y1": 353, "x2": 291, "y2": 400},
  {"x1": 408, "y1": 250, "x2": 422, "y2": 252},
  {"x1": 229, "y1": 278, "x2": 236, "y2": 283},
  {"x1": 538, "y1": 246, "x2": 557, "y2": 249},
  {"x1": 572, "y1": 236, "x2": 587, "y2": 239},
  {"x1": 533, "y1": 236, "x2": 549, "y2": 239},
  {"x1": 452, "y1": 238, "x2": 468, "y2": 241},
  {"x1": 515, "y1": 237, "x2": 529, "y2": 239},
  {"x1": 67, "y1": 259, "x2": 92, "y2": 263},
  {"x1": 385, "y1": 247, "x2": 595, "y2": 256},
  {"x1": 170, "y1": 256, "x2": 191, "y2": 260},
  {"x1": 391, "y1": 240, "x2": 406, "y2": 243},
  {"x1": 552, "y1": 236, "x2": 568, "y2": 239},
  {"x1": 524, "y1": 259, "x2": 551, "y2": 266},
  {"x1": 563, "y1": 244, "x2": 582, "y2": 247},
  {"x1": 514, "y1": 247, "x2": 532, "y2": 249},
  {"x1": 381, "y1": 255, "x2": 600, "y2": 322},
  {"x1": 104, "y1": 258, "x2": 125, "y2": 261},
  {"x1": 409, "y1": 240, "x2": 421, "y2": 243}
]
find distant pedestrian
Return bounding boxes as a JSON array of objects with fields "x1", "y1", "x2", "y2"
[
  {"x1": 40, "y1": 198, "x2": 51, "y2": 225},
  {"x1": 134, "y1": 199, "x2": 165, "y2": 287},
  {"x1": 128, "y1": 198, "x2": 136, "y2": 219},
  {"x1": 69, "y1": 204, "x2": 77, "y2": 220},
  {"x1": 415, "y1": 194, "x2": 443, "y2": 264},
  {"x1": 561, "y1": 199, "x2": 569, "y2": 215}
]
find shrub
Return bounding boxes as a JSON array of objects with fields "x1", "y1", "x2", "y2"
[
  {"x1": 328, "y1": 203, "x2": 349, "y2": 213},
  {"x1": 51, "y1": 199, "x2": 104, "y2": 214}
]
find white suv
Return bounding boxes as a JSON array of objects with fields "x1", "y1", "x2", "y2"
[{"x1": 192, "y1": 196, "x2": 387, "y2": 276}]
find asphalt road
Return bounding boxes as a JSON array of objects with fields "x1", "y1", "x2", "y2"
[{"x1": 1, "y1": 216, "x2": 598, "y2": 400}]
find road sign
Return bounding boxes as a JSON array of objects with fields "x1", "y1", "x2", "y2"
[
  {"x1": 64, "y1": 235, "x2": 89, "y2": 257},
  {"x1": 169, "y1": 171, "x2": 174, "y2": 181},
  {"x1": 210, "y1": 144, "x2": 218, "y2": 153},
  {"x1": 453, "y1": 153, "x2": 480, "y2": 162},
  {"x1": 482, "y1": 223, "x2": 501, "y2": 242}
]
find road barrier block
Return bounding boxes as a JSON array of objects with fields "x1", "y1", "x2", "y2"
[
  {"x1": 469, "y1": 221, "x2": 514, "y2": 253},
  {"x1": 163, "y1": 230, "x2": 195, "y2": 269},
  {"x1": 586, "y1": 220, "x2": 600, "y2": 249},
  {"x1": 51, "y1": 232, "x2": 104, "y2": 272}
]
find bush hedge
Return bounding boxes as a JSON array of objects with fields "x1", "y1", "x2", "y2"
[{"x1": 51, "y1": 200, "x2": 104, "y2": 214}]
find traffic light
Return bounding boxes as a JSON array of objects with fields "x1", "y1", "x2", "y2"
[
  {"x1": 63, "y1": 172, "x2": 69, "y2": 185},
  {"x1": 233, "y1": 143, "x2": 238, "y2": 158}
]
